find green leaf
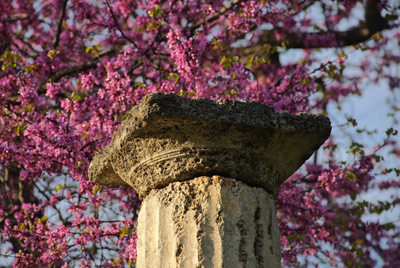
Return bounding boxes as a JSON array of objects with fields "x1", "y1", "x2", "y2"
[
  {"x1": 259, "y1": 56, "x2": 267, "y2": 64},
  {"x1": 346, "y1": 116, "x2": 358, "y2": 127},
  {"x1": 386, "y1": 127, "x2": 398, "y2": 136},
  {"x1": 24, "y1": 64, "x2": 39, "y2": 73},
  {"x1": 23, "y1": 103, "x2": 35, "y2": 113},
  {"x1": 148, "y1": 5, "x2": 164, "y2": 17},
  {"x1": 186, "y1": 91, "x2": 196, "y2": 97},
  {"x1": 167, "y1": 72, "x2": 179, "y2": 83},
  {"x1": 372, "y1": 154, "x2": 383, "y2": 162},
  {"x1": 1, "y1": 51, "x2": 22, "y2": 62},
  {"x1": 385, "y1": 14, "x2": 398, "y2": 21},
  {"x1": 134, "y1": 81, "x2": 147, "y2": 91},
  {"x1": 92, "y1": 185, "x2": 102, "y2": 194},
  {"x1": 120, "y1": 226, "x2": 128, "y2": 238},
  {"x1": 346, "y1": 142, "x2": 365, "y2": 156},
  {"x1": 339, "y1": 64, "x2": 345, "y2": 75},
  {"x1": 175, "y1": 90, "x2": 195, "y2": 97},
  {"x1": 47, "y1": 49, "x2": 60, "y2": 59},
  {"x1": 338, "y1": 51, "x2": 346, "y2": 58},
  {"x1": 55, "y1": 184, "x2": 65, "y2": 193},
  {"x1": 300, "y1": 78, "x2": 309, "y2": 85},
  {"x1": 38, "y1": 216, "x2": 48, "y2": 224},
  {"x1": 383, "y1": 222, "x2": 395, "y2": 231},
  {"x1": 71, "y1": 90, "x2": 88, "y2": 101},
  {"x1": 220, "y1": 56, "x2": 231, "y2": 68},
  {"x1": 263, "y1": 43, "x2": 277, "y2": 54},
  {"x1": 327, "y1": 64, "x2": 337, "y2": 78},
  {"x1": 16, "y1": 124, "x2": 27, "y2": 136},
  {"x1": 345, "y1": 171, "x2": 357, "y2": 182},
  {"x1": 222, "y1": 61, "x2": 231, "y2": 68},
  {"x1": 372, "y1": 33, "x2": 384, "y2": 42},
  {"x1": 85, "y1": 45, "x2": 101, "y2": 55},
  {"x1": 146, "y1": 20, "x2": 161, "y2": 31},
  {"x1": 1, "y1": 51, "x2": 23, "y2": 70},
  {"x1": 117, "y1": 111, "x2": 130, "y2": 121},
  {"x1": 245, "y1": 56, "x2": 254, "y2": 69},
  {"x1": 211, "y1": 39, "x2": 220, "y2": 50}
]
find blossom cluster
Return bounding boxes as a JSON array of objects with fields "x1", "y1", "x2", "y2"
[{"x1": 0, "y1": 0, "x2": 399, "y2": 267}]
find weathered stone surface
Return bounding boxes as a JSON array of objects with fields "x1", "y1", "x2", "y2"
[
  {"x1": 89, "y1": 93, "x2": 331, "y2": 197},
  {"x1": 137, "y1": 176, "x2": 281, "y2": 268}
]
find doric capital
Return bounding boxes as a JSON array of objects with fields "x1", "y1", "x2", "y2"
[{"x1": 89, "y1": 93, "x2": 331, "y2": 197}]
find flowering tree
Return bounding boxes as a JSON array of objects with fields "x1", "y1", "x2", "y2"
[{"x1": 1, "y1": 0, "x2": 400, "y2": 266}]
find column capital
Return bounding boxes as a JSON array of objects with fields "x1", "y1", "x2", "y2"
[{"x1": 89, "y1": 93, "x2": 331, "y2": 197}]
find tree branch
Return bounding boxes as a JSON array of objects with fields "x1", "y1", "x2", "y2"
[
  {"x1": 190, "y1": 0, "x2": 243, "y2": 33},
  {"x1": 53, "y1": 0, "x2": 69, "y2": 48},
  {"x1": 104, "y1": 0, "x2": 138, "y2": 48},
  {"x1": 244, "y1": 0, "x2": 390, "y2": 51},
  {"x1": 37, "y1": 48, "x2": 118, "y2": 93}
]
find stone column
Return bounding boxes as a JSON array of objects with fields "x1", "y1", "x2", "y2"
[{"x1": 89, "y1": 93, "x2": 331, "y2": 268}]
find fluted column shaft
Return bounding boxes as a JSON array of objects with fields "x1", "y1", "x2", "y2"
[{"x1": 137, "y1": 176, "x2": 281, "y2": 268}]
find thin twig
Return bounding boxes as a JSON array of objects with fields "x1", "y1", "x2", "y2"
[
  {"x1": 53, "y1": 0, "x2": 69, "y2": 48},
  {"x1": 242, "y1": 0, "x2": 390, "y2": 50},
  {"x1": 104, "y1": 0, "x2": 138, "y2": 48},
  {"x1": 37, "y1": 48, "x2": 118, "y2": 93},
  {"x1": 190, "y1": 0, "x2": 243, "y2": 33}
]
